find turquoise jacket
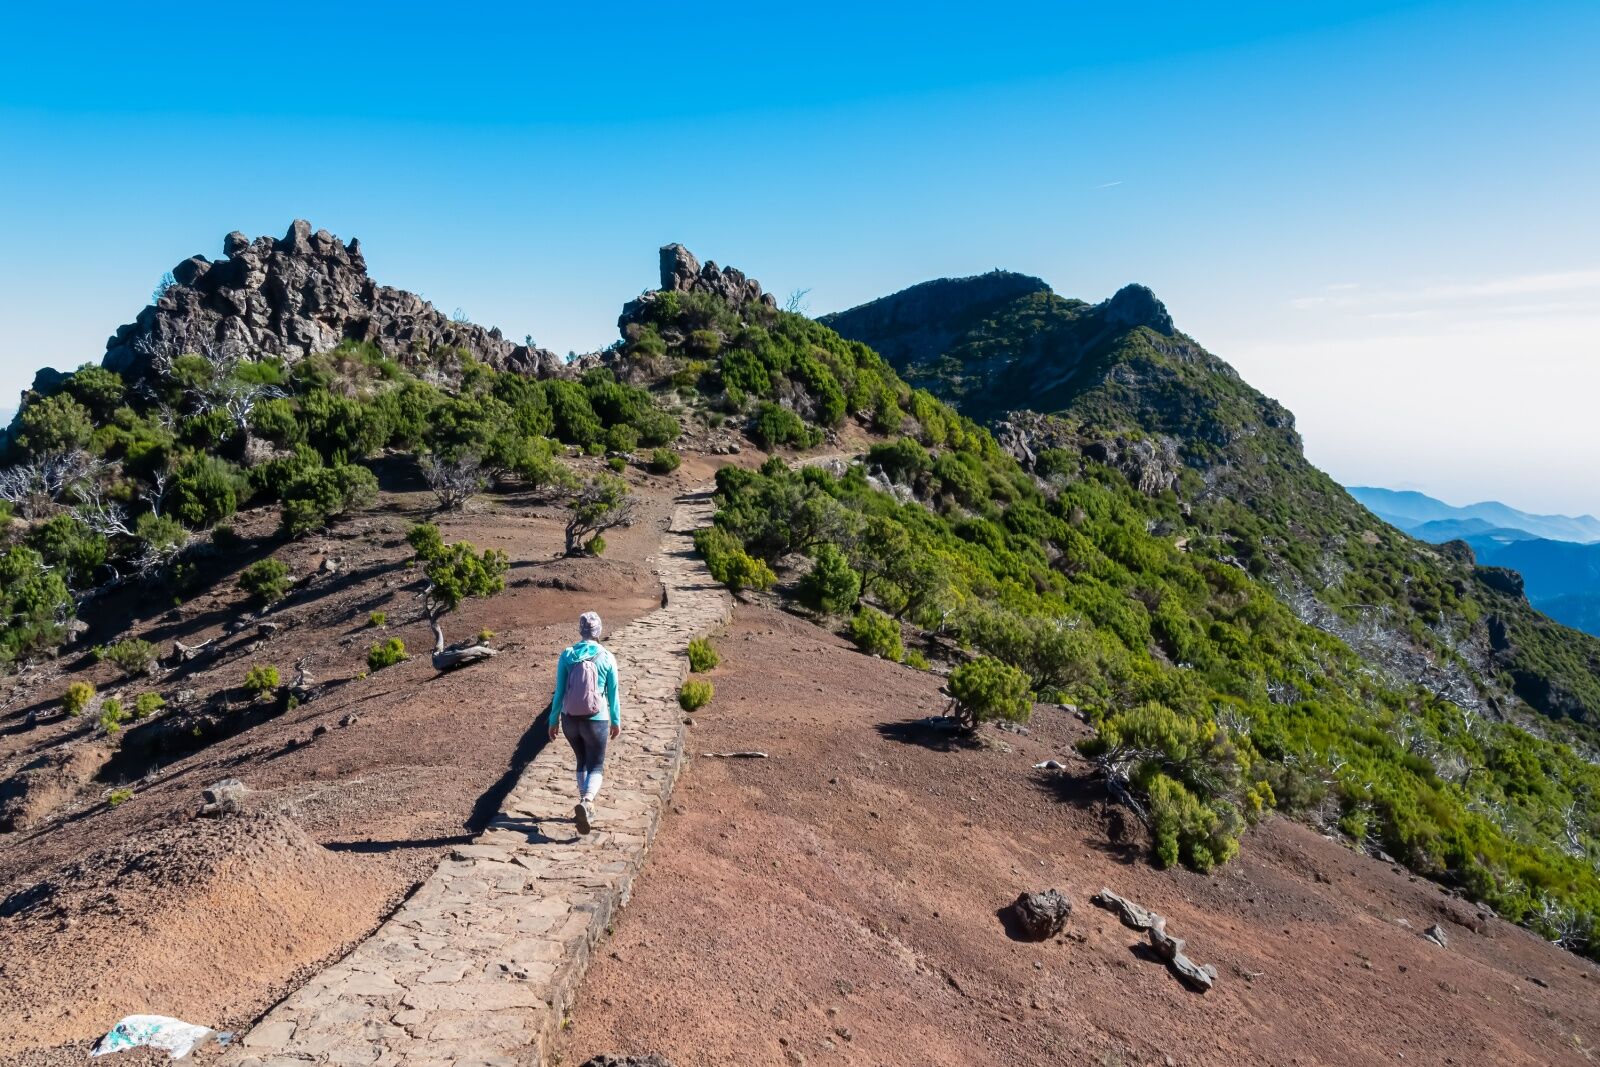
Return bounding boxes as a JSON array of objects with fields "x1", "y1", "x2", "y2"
[{"x1": 548, "y1": 639, "x2": 621, "y2": 727}]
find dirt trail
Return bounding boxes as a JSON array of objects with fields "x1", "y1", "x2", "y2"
[
  {"x1": 228, "y1": 490, "x2": 731, "y2": 1065},
  {"x1": 557, "y1": 605, "x2": 1600, "y2": 1067}
]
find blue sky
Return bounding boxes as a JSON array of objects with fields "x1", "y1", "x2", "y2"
[{"x1": 2, "y1": 1, "x2": 1597, "y2": 512}]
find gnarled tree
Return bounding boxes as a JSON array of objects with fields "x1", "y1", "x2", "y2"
[
  {"x1": 564, "y1": 473, "x2": 633, "y2": 555},
  {"x1": 407, "y1": 523, "x2": 509, "y2": 670}
]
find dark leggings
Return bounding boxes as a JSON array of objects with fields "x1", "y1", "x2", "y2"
[{"x1": 561, "y1": 715, "x2": 610, "y2": 796}]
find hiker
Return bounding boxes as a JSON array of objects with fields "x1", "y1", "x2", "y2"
[{"x1": 547, "y1": 611, "x2": 622, "y2": 834}]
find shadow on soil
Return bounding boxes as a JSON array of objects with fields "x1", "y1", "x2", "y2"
[{"x1": 874, "y1": 717, "x2": 984, "y2": 752}]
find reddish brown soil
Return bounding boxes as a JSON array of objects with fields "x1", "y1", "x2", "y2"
[
  {"x1": 0, "y1": 461, "x2": 690, "y2": 1062},
  {"x1": 558, "y1": 605, "x2": 1600, "y2": 1067}
]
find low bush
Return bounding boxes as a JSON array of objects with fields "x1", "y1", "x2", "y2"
[
  {"x1": 799, "y1": 544, "x2": 860, "y2": 615},
  {"x1": 751, "y1": 402, "x2": 822, "y2": 450},
  {"x1": 244, "y1": 664, "x2": 281, "y2": 695},
  {"x1": 133, "y1": 692, "x2": 165, "y2": 719},
  {"x1": 588, "y1": 535, "x2": 606, "y2": 556},
  {"x1": 948, "y1": 656, "x2": 1032, "y2": 730},
  {"x1": 687, "y1": 637, "x2": 719, "y2": 672},
  {"x1": 368, "y1": 611, "x2": 387, "y2": 627},
  {"x1": 694, "y1": 527, "x2": 776, "y2": 593},
  {"x1": 63, "y1": 680, "x2": 95, "y2": 717},
  {"x1": 847, "y1": 607, "x2": 903, "y2": 661},
  {"x1": 648, "y1": 448, "x2": 682, "y2": 474},
  {"x1": 104, "y1": 638, "x2": 158, "y2": 678},
  {"x1": 98, "y1": 698, "x2": 126, "y2": 734},
  {"x1": 606, "y1": 456, "x2": 627, "y2": 473},
  {"x1": 280, "y1": 463, "x2": 378, "y2": 537},
  {"x1": 679, "y1": 679, "x2": 714, "y2": 711},
  {"x1": 239, "y1": 558, "x2": 291, "y2": 605},
  {"x1": 367, "y1": 637, "x2": 408, "y2": 671},
  {"x1": 107, "y1": 787, "x2": 134, "y2": 807}
]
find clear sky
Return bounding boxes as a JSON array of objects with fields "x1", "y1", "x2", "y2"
[{"x1": 2, "y1": 1, "x2": 1596, "y2": 513}]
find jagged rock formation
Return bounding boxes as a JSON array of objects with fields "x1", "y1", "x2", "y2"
[
  {"x1": 102, "y1": 220, "x2": 560, "y2": 379},
  {"x1": 618, "y1": 243, "x2": 776, "y2": 333}
]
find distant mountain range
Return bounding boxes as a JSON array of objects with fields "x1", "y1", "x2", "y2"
[
  {"x1": 1350, "y1": 486, "x2": 1600, "y2": 635},
  {"x1": 1348, "y1": 486, "x2": 1600, "y2": 544}
]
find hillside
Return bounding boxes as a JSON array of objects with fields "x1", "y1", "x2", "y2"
[
  {"x1": 1, "y1": 228, "x2": 1599, "y2": 1062},
  {"x1": 823, "y1": 273, "x2": 1600, "y2": 735}
]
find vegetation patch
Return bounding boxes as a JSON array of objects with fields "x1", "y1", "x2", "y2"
[{"x1": 679, "y1": 679, "x2": 714, "y2": 711}]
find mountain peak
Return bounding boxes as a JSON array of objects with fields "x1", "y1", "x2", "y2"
[{"x1": 1100, "y1": 283, "x2": 1174, "y2": 335}]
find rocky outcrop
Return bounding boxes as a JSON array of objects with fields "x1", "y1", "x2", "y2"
[
  {"x1": 995, "y1": 411, "x2": 1182, "y2": 497},
  {"x1": 102, "y1": 220, "x2": 561, "y2": 380},
  {"x1": 619, "y1": 244, "x2": 777, "y2": 334}
]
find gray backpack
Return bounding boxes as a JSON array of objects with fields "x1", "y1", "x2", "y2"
[{"x1": 561, "y1": 653, "x2": 606, "y2": 718}]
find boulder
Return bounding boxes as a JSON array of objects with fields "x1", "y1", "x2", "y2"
[
  {"x1": 1004, "y1": 888, "x2": 1072, "y2": 941},
  {"x1": 197, "y1": 778, "x2": 250, "y2": 817}
]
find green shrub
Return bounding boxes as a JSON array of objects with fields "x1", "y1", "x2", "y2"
[
  {"x1": 0, "y1": 546, "x2": 75, "y2": 667},
  {"x1": 604, "y1": 423, "x2": 640, "y2": 454},
  {"x1": 694, "y1": 527, "x2": 776, "y2": 593},
  {"x1": 904, "y1": 650, "x2": 930, "y2": 671},
  {"x1": 751, "y1": 402, "x2": 822, "y2": 450},
  {"x1": 133, "y1": 692, "x2": 165, "y2": 719},
  {"x1": 26, "y1": 515, "x2": 108, "y2": 589},
  {"x1": 133, "y1": 511, "x2": 188, "y2": 561},
  {"x1": 244, "y1": 664, "x2": 281, "y2": 695},
  {"x1": 280, "y1": 463, "x2": 378, "y2": 536},
  {"x1": 168, "y1": 453, "x2": 249, "y2": 528},
  {"x1": 687, "y1": 637, "x2": 719, "y2": 672},
  {"x1": 104, "y1": 638, "x2": 158, "y2": 678},
  {"x1": 948, "y1": 657, "x2": 1032, "y2": 730},
  {"x1": 239, "y1": 558, "x2": 291, "y2": 605},
  {"x1": 588, "y1": 535, "x2": 606, "y2": 556},
  {"x1": 15, "y1": 393, "x2": 93, "y2": 455},
  {"x1": 679, "y1": 679, "x2": 714, "y2": 711},
  {"x1": 368, "y1": 611, "x2": 387, "y2": 627},
  {"x1": 107, "y1": 787, "x2": 134, "y2": 807},
  {"x1": 367, "y1": 637, "x2": 408, "y2": 670},
  {"x1": 97, "y1": 698, "x2": 126, "y2": 734},
  {"x1": 606, "y1": 456, "x2": 627, "y2": 473},
  {"x1": 847, "y1": 607, "x2": 903, "y2": 661},
  {"x1": 799, "y1": 544, "x2": 861, "y2": 615},
  {"x1": 63, "y1": 681, "x2": 96, "y2": 717},
  {"x1": 648, "y1": 448, "x2": 682, "y2": 474}
]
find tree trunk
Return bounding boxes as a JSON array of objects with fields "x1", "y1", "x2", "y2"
[{"x1": 428, "y1": 612, "x2": 498, "y2": 671}]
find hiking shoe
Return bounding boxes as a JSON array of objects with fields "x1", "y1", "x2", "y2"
[{"x1": 574, "y1": 801, "x2": 592, "y2": 835}]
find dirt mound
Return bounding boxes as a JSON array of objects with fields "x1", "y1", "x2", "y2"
[{"x1": 0, "y1": 811, "x2": 382, "y2": 1058}]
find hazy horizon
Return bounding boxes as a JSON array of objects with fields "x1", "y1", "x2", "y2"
[{"x1": 3, "y1": 1, "x2": 1596, "y2": 512}]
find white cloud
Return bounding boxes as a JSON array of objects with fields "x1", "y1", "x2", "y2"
[{"x1": 1291, "y1": 268, "x2": 1600, "y2": 313}]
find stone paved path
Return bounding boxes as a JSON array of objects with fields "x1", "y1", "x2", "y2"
[{"x1": 234, "y1": 493, "x2": 729, "y2": 1067}]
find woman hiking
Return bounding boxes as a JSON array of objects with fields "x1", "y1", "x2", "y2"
[{"x1": 547, "y1": 611, "x2": 621, "y2": 835}]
